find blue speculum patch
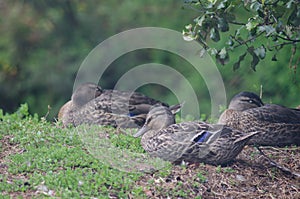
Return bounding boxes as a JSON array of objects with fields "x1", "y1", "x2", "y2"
[{"x1": 195, "y1": 131, "x2": 210, "y2": 143}]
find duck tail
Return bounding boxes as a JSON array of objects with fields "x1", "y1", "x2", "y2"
[
  {"x1": 169, "y1": 102, "x2": 185, "y2": 114},
  {"x1": 234, "y1": 131, "x2": 259, "y2": 145}
]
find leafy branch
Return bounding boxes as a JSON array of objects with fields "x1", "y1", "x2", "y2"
[{"x1": 183, "y1": 0, "x2": 300, "y2": 71}]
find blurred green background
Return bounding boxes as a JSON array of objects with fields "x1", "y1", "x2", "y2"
[{"x1": 0, "y1": 0, "x2": 299, "y2": 121}]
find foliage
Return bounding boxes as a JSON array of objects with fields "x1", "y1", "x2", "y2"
[
  {"x1": 183, "y1": 0, "x2": 300, "y2": 71},
  {"x1": 0, "y1": 0, "x2": 299, "y2": 122},
  {"x1": 0, "y1": 0, "x2": 200, "y2": 120}
]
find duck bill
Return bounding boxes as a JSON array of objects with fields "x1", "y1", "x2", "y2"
[{"x1": 133, "y1": 126, "x2": 149, "y2": 137}]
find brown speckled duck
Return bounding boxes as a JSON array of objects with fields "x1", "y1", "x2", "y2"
[
  {"x1": 58, "y1": 83, "x2": 180, "y2": 128},
  {"x1": 218, "y1": 91, "x2": 300, "y2": 146},
  {"x1": 134, "y1": 105, "x2": 258, "y2": 165}
]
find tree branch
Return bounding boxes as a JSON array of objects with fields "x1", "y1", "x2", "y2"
[
  {"x1": 256, "y1": 146, "x2": 300, "y2": 179},
  {"x1": 257, "y1": 0, "x2": 280, "y2": 6},
  {"x1": 277, "y1": 35, "x2": 300, "y2": 42},
  {"x1": 182, "y1": 3, "x2": 206, "y2": 13},
  {"x1": 268, "y1": 41, "x2": 297, "y2": 49},
  {"x1": 231, "y1": 32, "x2": 264, "y2": 49},
  {"x1": 229, "y1": 21, "x2": 246, "y2": 26}
]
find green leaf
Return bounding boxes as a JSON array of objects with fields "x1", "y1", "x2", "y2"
[
  {"x1": 254, "y1": 45, "x2": 266, "y2": 59},
  {"x1": 281, "y1": 4, "x2": 295, "y2": 26},
  {"x1": 198, "y1": 48, "x2": 207, "y2": 58},
  {"x1": 182, "y1": 30, "x2": 197, "y2": 41},
  {"x1": 219, "y1": 47, "x2": 227, "y2": 59},
  {"x1": 196, "y1": 15, "x2": 206, "y2": 27},
  {"x1": 257, "y1": 9, "x2": 264, "y2": 18},
  {"x1": 251, "y1": 54, "x2": 259, "y2": 71},
  {"x1": 218, "y1": 18, "x2": 229, "y2": 32},
  {"x1": 246, "y1": 21, "x2": 259, "y2": 31},
  {"x1": 247, "y1": 46, "x2": 259, "y2": 71},
  {"x1": 185, "y1": 24, "x2": 193, "y2": 31},
  {"x1": 225, "y1": 12, "x2": 236, "y2": 21},
  {"x1": 235, "y1": 25, "x2": 245, "y2": 37},
  {"x1": 208, "y1": 0, "x2": 217, "y2": 4},
  {"x1": 275, "y1": 21, "x2": 284, "y2": 33},
  {"x1": 258, "y1": 25, "x2": 276, "y2": 36},
  {"x1": 288, "y1": 7, "x2": 300, "y2": 27},
  {"x1": 216, "y1": 47, "x2": 229, "y2": 65},
  {"x1": 217, "y1": 1, "x2": 226, "y2": 9},
  {"x1": 286, "y1": 0, "x2": 294, "y2": 9},
  {"x1": 210, "y1": 28, "x2": 220, "y2": 42},
  {"x1": 208, "y1": 48, "x2": 218, "y2": 55},
  {"x1": 226, "y1": 36, "x2": 234, "y2": 46},
  {"x1": 250, "y1": 2, "x2": 262, "y2": 11},
  {"x1": 272, "y1": 54, "x2": 278, "y2": 61},
  {"x1": 233, "y1": 52, "x2": 247, "y2": 71}
]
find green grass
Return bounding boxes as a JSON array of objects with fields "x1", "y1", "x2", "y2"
[
  {"x1": 4, "y1": 104, "x2": 285, "y2": 198},
  {"x1": 0, "y1": 104, "x2": 173, "y2": 198}
]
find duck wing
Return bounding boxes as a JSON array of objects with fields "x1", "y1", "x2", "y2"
[
  {"x1": 101, "y1": 89, "x2": 169, "y2": 116},
  {"x1": 143, "y1": 122, "x2": 225, "y2": 162},
  {"x1": 72, "y1": 97, "x2": 144, "y2": 128},
  {"x1": 178, "y1": 124, "x2": 257, "y2": 165},
  {"x1": 103, "y1": 89, "x2": 168, "y2": 105},
  {"x1": 244, "y1": 104, "x2": 300, "y2": 124}
]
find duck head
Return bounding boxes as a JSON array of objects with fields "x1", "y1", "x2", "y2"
[
  {"x1": 134, "y1": 105, "x2": 175, "y2": 137},
  {"x1": 72, "y1": 83, "x2": 103, "y2": 107},
  {"x1": 228, "y1": 91, "x2": 264, "y2": 111}
]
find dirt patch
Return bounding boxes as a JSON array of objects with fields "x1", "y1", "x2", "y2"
[
  {"x1": 136, "y1": 146, "x2": 300, "y2": 198},
  {"x1": 0, "y1": 135, "x2": 37, "y2": 198},
  {"x1": 1, "y1": 134, "x2": 299, "y2": 198},
  {"x1": 0, "y1": 135, "x2": 22, "y2": 176}
]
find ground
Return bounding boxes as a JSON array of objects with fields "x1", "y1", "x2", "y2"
[
  {"x1": 1, "y1": 132, "x2": 299, "y2": 198},
  {"x1": 136, "y1": 146, "x2": 300, "y2": 198}
]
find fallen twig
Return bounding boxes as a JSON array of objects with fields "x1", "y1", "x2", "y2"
[{"x1": 255, "y1": 146, "x2": 300, "y2": 179}]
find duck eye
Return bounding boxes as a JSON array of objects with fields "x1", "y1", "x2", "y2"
[{"x1": 248, "y1": 100, "x2": 253, "y2": 103}]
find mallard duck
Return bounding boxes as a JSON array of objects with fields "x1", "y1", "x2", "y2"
[
  {"x1": 134, "y1": 105, "x2": 258, "y2": 165},
  {"x1": 58, "y1": 83, "x2": 180, "y2": 128},
  {"x1": 218, "y1": 91, "x2": 300, "y2": 146}
]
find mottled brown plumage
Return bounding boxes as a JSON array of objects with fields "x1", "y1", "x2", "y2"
[
  {"x1": 58, "y1": 83, "x2": 179, "y2": 128},
  {"x1": 134, "y1": 106, "x2": 257, "y2": 165},
  {"x1": 219, "y1": 91, "x2": 300, "y2": 146}
]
